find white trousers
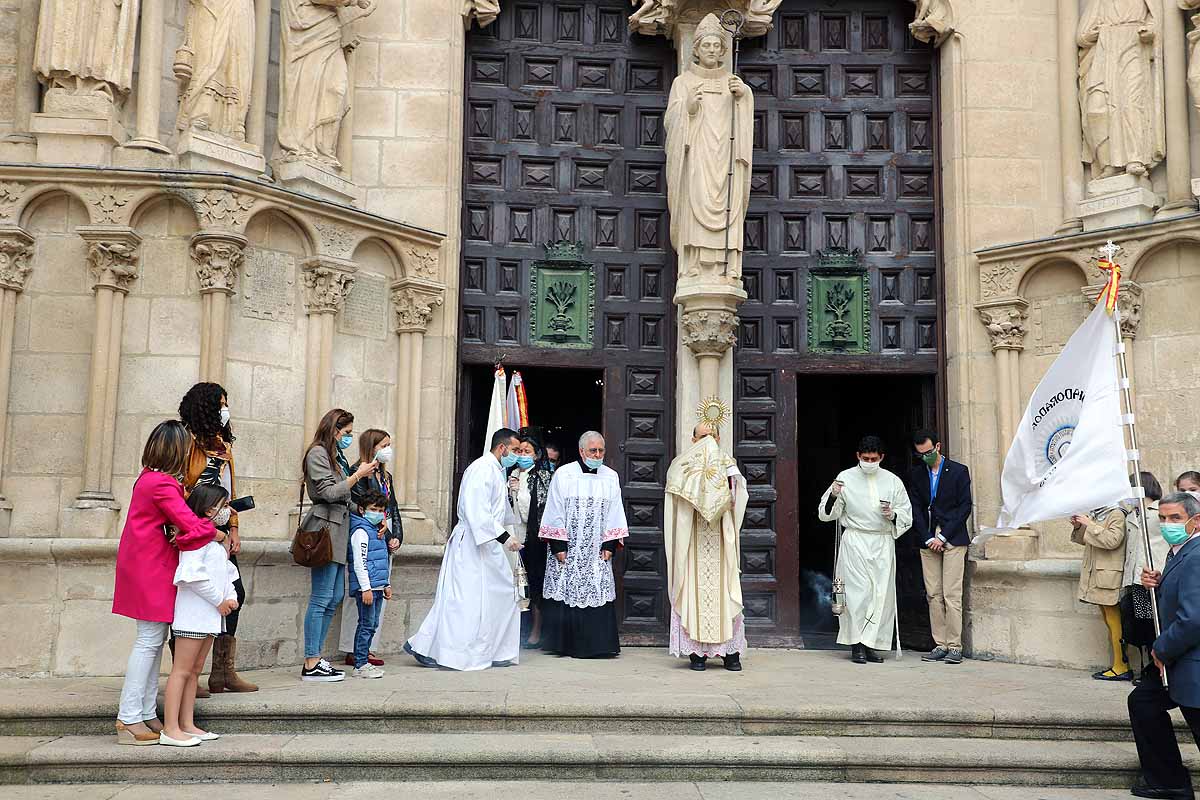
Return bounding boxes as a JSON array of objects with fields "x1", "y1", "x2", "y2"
[{"x1": 116, "y1": 620, "x2": 169, "y2": 724}]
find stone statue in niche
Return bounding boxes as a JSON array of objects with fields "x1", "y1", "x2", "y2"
[
  {"x1": 174, "y1": 0, "x2": 256, "y2": 140},
  {"x1": 1077, "y1": 0, "x2": 1164, "y2": 179},
  {"x1": 1180, "y1": 2, "x2": 1200, "y2": 111},
  {"x1": 33, "y1": 0, "x2": 140, "y2": 103},
  {"x1": 664, "y1": 13, "x2": 753, "y2": 281},
  {"x1": 277, "y1": 0, "x2": 377, "y2": 169}
]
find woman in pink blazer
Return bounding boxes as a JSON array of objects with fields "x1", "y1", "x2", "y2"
[{"x1": 112, "y1": 420, "x2": 219, "y2": 745}]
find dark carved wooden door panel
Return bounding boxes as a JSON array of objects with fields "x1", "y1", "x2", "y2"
[
  {"x1": 734, "y1": 1, "x2": 939, "y2": 643},
  {"x1": 459, "y1": 3, "x2": 677, "y2": 643}
]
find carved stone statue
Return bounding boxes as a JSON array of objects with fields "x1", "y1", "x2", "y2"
[
  {"x1": 463, "y1": 0, "x2": 501, "y2": 29},
  {"x1": 1077, "y1": 0, "x2": 1164, "y2": 179},
  {"x1": 1181, "y1": 2, "x2": 1200, "y2": 110},
  {"x1": 33, "y1": 0, "x2": 140, "y2": 101},
  {"x1": 664, "y1": 13, "x2": 754, "y2": 280},
  {"x1": 909, "y1": 0, "x2": 954, "y2": 45},
  {"x1": 278, "y1": 0, "x2": 377, "y2": 168},
  {"x1": 175, "y1": 0, "x2": 256, "y2": 140}
]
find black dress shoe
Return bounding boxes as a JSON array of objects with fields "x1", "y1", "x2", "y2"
[
  {"x1": 491, "y1": 660, "x2": 515, "y2": 668},
  {"x1": 1131, "y1": 776, "x2": 1195, "y2": 799},
  {"x1": 851, "y1": 645, "x2": 867, "y2": 664},
  {"x1": 403, "y1": 642, "x2": 439, "y2": 668},
  {"x1": 689, "y1": 654, "x2": 707, "y2": 671},
  {"x1": 722, "y1": 652, "x2": 742, "y2": 672},
  {"x1": 865, "y1": 648, "x2": 885, "y2": 663}
]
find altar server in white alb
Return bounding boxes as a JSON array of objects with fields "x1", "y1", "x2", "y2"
[
  {"x1": 818, "y1": 435, "x2": 913, "y2": 664},
  {"x1": 664, "y1": 422, "x2": 749, "y2": 672},
  {"x1": 538, "y1": 431, "x2": 629, "y2": 658},
  {"x1": 405, "y1": 428, "x2": 523, "y2": 671}
]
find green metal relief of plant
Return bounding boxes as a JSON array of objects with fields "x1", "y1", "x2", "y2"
[{"x1": 546, "y1": 280, "x2": 577, "y2": 334}]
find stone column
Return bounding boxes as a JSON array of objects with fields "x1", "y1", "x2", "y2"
[
  {"x1": 0, "y1": 228, "x2": 34, "y2": 533},
  {"x1": 1159, "y1": 4, "x2": 1195, "y2": 218},
  {"x1": 191, "y1": 232, "x2": 247, "y2": 383},
  {"x1": 675, "y1": 283, "x2": 744, "y2": 454},
  {"x1": 301, "y1": 258, "x2": 355, "y2": 439},
  {"x1": 126, "y1": 0, "x2": 169, "y2": 152},
  {"x1": 1057, "y1": 0, "x2": 1084, "y2": 233},
  {"x1": 390, "y1": 279, "x2": 444, "y2": 511},
  {"x1": 247, "y1": 0, "x2": 272, "y2": 152},
  {"x1": 67, "y1": 227, "x2": 140, "y2": 537},
  {"x1": 5, "y1": 0, "x2": 40, "y2": 143},
  {"x1": 976, "y1": 299, "x2": 1029, "y2": 461}
]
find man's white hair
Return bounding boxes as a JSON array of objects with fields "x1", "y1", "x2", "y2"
[{"x1": 578, "y1": 430, "x2": 604, "y2": 450}]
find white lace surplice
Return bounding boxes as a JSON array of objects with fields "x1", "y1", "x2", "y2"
[{"x1": 539, "y1": 462, "x2": 628, "y2": 609}]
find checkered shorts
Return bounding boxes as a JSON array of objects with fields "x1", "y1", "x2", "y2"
[{"x1": 172, "y1": 630, "x2": 213, "y2": 640}]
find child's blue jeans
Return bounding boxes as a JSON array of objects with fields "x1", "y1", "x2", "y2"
[{"x1": 353, "y1": 591, "x2": 384, "y2": 668}]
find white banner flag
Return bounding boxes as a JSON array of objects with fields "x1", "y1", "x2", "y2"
[
  {"x1": 483, "y1": 366, "x2": 507, "y2": 456},
  {"x1": 997, "y1": 301, "x2": 1131, "y2": 529}
]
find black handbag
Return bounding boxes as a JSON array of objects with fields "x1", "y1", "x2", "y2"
[{"x1": 1120, "y1": 585, "x2": 1157, "y2": 648}]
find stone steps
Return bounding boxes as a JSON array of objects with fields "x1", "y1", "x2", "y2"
[{"x1": 1, "y1": 732, "x2": 1195, "y2": 787}]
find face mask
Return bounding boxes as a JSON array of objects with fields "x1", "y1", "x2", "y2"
[
  {"x1": 859, "y1": 460, "x2": 880, "y2": 474},
  {"x1": 515, "y1": 455, "x2": 535, "y2": 470},
  {"x1": 919, "y1": 450, "x2": 938, "y2": 466},
  {"x1": 1161, "y1": 522, "x2": 1192, "y2": 546},
  {"x1": 212, "y1": 506, "x2": 231, "y2": 527},
  {"x1": 375, "y1": 446, "x2": 393, "y2": 465},
  {"x1": 500, "y1": 452, "x2": 519, "y2": 469},
  {"x1": 219, "y1": 407, "x2": 231, "y2": 427},
  {"x1": 363, "y1": 510, "x2": 386, "y2": 526},
  {"x1": 337, "y1": 434, "x2": 353, "y2": 451},
  {"x1": 584, "y1": 457, "x2": 604, "y2": 470}
]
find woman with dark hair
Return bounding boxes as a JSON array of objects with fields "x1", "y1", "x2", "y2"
[
  {"x1": 299, "y1": 408, "x2": 377, "y2": 682},
  {"x1": 112, "y1": 420, "x2": 219, "y2": 744},
  {"x1": 1175, "y1": 471, "x2": 1200, "y2": 495},
  {"x1": 337, "y1": 428, "x2": 403, "y2": 665},
  {"x1": 177, "y1": 381, "x2": 256, "y2": 694},
  {"x1": 508, "y1": 428, "x2": 553, "y2": 647}
]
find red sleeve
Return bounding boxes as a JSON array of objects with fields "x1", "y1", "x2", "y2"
[{"x1": 153, "y1": 476, "x2": 216, "y2": 551}]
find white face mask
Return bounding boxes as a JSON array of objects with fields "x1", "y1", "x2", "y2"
[
  {"x1": 212, "y1": 506, "x2": 231, "y2": 526},
  {"x1": 219, "y1": 407, "x2": 231, "y2": 427},
  {"x1": 859, "y1": 460, "x2": 881, "y2": 475},
  {"x1": 375, "y1": 446, "x2": 393, "y2": 465}
]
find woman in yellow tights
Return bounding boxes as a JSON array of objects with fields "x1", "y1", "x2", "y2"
[{"x1": 1071, "y1": 506, "x2": 1132, "y2": 680}]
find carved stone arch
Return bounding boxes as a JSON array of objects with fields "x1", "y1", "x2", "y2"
[
  {"x1": 128, "y1": 189, "x2": 202, "y2": 234},
  {"x1": 352, "y1": 236, "x2": 404, "y2": 282},
  {"x1": 15, "y1": 184, "x2": 92, "y2": 229},
  {"x1": 1015, "y1": 254, "x2": 1091, "y2": 297},
  {"x1": 242, "y1": 205, "x2": 318, "y2": 256},
  {"x1": 1126, "y1": 232, "x2": 1200, "y2": 282}
]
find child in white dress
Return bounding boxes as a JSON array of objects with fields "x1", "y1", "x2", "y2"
[{"x1": 161, "y1": 484, "x2": 239, "y2": 747}]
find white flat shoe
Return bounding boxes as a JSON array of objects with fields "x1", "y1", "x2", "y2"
[
  {"x1": 186, "y1": 730, "x2": 219, "y2": 741},
  {"x1": 158, "y1": 733, "x2": 202, "y2": 747}
]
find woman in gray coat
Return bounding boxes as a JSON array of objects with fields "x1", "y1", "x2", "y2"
[{"x1": 300, "y1": 408, "x2": 377, "y2": 682}]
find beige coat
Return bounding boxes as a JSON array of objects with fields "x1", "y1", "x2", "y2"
[{"x1": 1071, "y1": 507, "x2": 1129, "y2": 606}]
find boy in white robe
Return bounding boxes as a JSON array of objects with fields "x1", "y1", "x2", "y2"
[{"x1": 818, "y1": 435, "x2": 913, "y2": 663}]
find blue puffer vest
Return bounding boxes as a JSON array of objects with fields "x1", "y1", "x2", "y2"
[{"x1": 347, "y1": 513, "x2": 391, "y2": 593}]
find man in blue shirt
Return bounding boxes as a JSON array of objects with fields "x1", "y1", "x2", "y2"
[{"x1": 906, "y1": 429, "x2": 973, "y2": 665}]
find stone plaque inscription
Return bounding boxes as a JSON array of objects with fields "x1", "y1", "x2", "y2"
[
  {"x1": 337, "y1": 271, "x2": 388, "y2": 339},
  {"x1": 242, "y1": 248, "x2": 296, "y2": 323}
]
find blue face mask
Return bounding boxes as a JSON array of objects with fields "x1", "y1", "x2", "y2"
[
  {"x1": 500, "y1": 452, "x2": 519, "y2": 469},
  {"x1": 584, "y1": 457, "x2": 604, "y2": 470},
  {"x1": 1161, "y1": 522, "x2": 1192, "y2": 546},
  {"x1": 363, "y1": 510, "x2": 386, "y2": 526},
  {"x1": 337, "y1": 434, "x2": 353, "y2": 451},
  {"x1": 515, "y1": 455, "x2": 535, "y2": 470}
]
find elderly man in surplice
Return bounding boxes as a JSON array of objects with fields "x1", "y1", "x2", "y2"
[
  {"x1": 818, "y1": 435, "x2": 913, "y2": 664},
  {"x1": 664, "y1": 423, "x2": 748, "y2": 672}
]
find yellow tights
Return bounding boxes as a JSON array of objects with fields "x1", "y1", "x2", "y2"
[{"x1": 1100, "y1": 604, "x2": 1129, "y2": 677}]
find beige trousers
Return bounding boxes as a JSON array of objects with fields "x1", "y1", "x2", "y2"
[{"x1": 920, "y1": 545, "x2": 967, "y2": 650}]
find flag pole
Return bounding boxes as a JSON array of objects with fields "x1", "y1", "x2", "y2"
[{"x1": 1098, "y1": 240, "x2": 1164, "y2": 686}]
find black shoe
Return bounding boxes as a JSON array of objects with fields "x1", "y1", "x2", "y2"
[
  {"x1": 491, "y1": 659, "x2": 515, "y2": 668},
  {"x1": 851, "y1": 645, "x2": 867, "y2": 664},
  {"x1": 723, "y1": 652, "x2": 742, "y2": 672},
  {"x1": 1131, "y1": 775, "x2": 1194, "y2": 799},
  {"x1": 689, "y1": 654, "x2": 707, "y2": 671},
  {"x1": 404, "y1": 642, "x2": 439, "y2": 669},
  {"x1": 300, "y1": 658, "x2": 345, "y2": 682},
  {"x1": 865, "y1": 648, "x2": 885, "y2": 663},
  {"x1": 1092, "y1": 668, "x2": 1133, "y2": 681}
]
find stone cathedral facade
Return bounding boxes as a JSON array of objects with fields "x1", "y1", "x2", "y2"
[{"x1": 0, "y1": 0, "x2": 1196, "y2": 675}]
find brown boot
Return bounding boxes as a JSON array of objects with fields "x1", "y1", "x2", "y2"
[
  {"x1": 208, "y1": 636, "x2": 228, "y2": 694},
  {"x1": 221, "y1": 635, "x2": 258, "y2": 693}
]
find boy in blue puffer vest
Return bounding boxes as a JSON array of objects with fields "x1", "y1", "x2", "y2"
[{"x1": 348, "y1": 489, "x2": 392, "y2": 678}]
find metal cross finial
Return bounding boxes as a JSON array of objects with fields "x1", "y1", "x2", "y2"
[{"x1": 1098, "y1": 240, "x2": 1122, "y2": 262}]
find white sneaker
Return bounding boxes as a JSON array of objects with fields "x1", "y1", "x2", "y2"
[{"x1": 353, "y1": 664, "x2": 385, "y2": 679}]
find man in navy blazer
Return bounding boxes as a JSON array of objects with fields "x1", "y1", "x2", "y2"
[
  {"x1": 906, "y1": 430, "x2": 973, "y2": 665},
  {"x1": 1129, "y1": 492, "x2": 1200, "y2": 799}
]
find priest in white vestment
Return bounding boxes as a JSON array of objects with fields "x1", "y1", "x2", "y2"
[
  {"x1": 405, "y1": 428, "x2": 523, "y2": 671},
  {"x1": 664, "y1": 423, "x2": 749, "y2": 671},
  {"x1": 539, "y1": 431, "x2": 629, "y2": 658},
  {"x1": 817, "y1": 435, "x2": 913, "y2": 663}
]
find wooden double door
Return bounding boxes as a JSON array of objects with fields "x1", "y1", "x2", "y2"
[{"x1": 459, "y1": 1, "x2": 939, "y2": 646}]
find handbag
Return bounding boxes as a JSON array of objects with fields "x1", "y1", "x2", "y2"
[
  {"x1": 291, "y1": 481, "x2": 333, "y2": 568},
  {"x1": 1120, "y1": 584, "x2": 1157, "y2": 648}
]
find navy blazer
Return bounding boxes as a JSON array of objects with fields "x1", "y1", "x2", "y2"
[
  {"x1": 906, "y1": 457, "x2": 973, "y2": 548},
  {"x1": 1153, "y1": 534, "x2": 1200, "y2": 708}
]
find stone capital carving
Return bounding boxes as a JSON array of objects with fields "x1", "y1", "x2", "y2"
[
  {"x1": 391, "y1": 280, "x2": 445, "y2": 334},
  {"x1": 680, "y1": 308, "x2": 739, "y2": 358},
  {"x1": 463, "y1": 0, "x2": 500, "y2": 28},
  {"x1": 0, "y1": 182, "x2": 28, "y2": 223},
  {"x1": 976, "y1": 299, "x2": 1029, "y2": 351},
  {"x1": 0, "y1": 228, "x2": 35, "y2": 292},
  {"x1": 979, "y1": 259, "x2": 1020, "y2": 299},
  {"x1": 85, "y1": 186, "x2": 134, "y2": 225},
  {"x1": 302, "y1": 257, "x2": 356, "y2": 315},
  {"x1": 909, "y1": 0, "x2": 954, "y2": 46},
  {"x1": 78, "y1": 226, "x2": 140, "y2": 294},
  {"x1": 1082, "y1": 280, "x2": 1143, "y2": 338},
  {"x1": 191, "y1": 231, "x2": 248, "y2": 295},
  {"x1": 184, "y1": 189, "x2": 257, "y2": 231},
  {"x1": 405, "y1": 245, "x2": 440, "y2": 280},
  {"x1": 314, "y1": 220, "x2": 357, "y2": 258}
]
